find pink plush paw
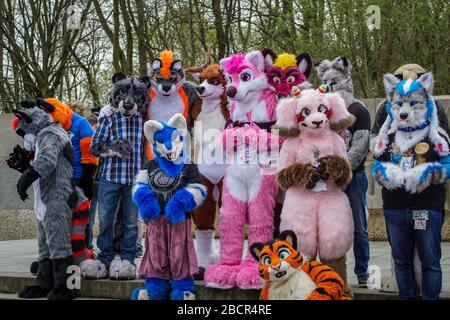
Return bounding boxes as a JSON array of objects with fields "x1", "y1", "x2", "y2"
[
  {"x1": 235, "y1": 261, "x2": 263, "y2": 290},
  {"x1": 204, "y1": 264, "x2": 239, "y2": 289}
]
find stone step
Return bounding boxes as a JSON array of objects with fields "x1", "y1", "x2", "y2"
[
  {"x1": 0, "y1": 293, "x2": 117, "y2": 300},
  {"x1": 2, "y1": 272, "x2": 449, "y2": 300}
]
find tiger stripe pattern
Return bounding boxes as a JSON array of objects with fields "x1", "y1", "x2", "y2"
[{"x1": 251, "y1": 230, "x2": 351, "y2": 300}]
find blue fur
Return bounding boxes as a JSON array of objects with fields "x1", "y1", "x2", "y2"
[
  {"x1": 152, "y1": 122, "x2": 189, "y2": 178},
  {"x1": 385, "y1": 102, "x2": 393, "y2": 119},
  {"x1": 164, "y1": 188, "x2": 197, "y2": 224},
  {"x1": 130, "y1": 288, "x2": 142, "y2": 300},
  {"x1": 440, "y1": 155, "x2": 450, "y2": 180},
  {"x1": 396, "y1": 80, "x2": 422, "y2": 97},
  {"x1": 425, "y1": 99, "x2": 433, "y2": 121},
  {"x1": 145, "y1": 278, "x2": 170, "y2": 300},
  {"x1": 170, "y1": 277, "x2": 195, "y2": 300},
  {"x1": 372, "y1": 161, "x2": 389, "y2": 181},
  {"x1": 133, "y1": 183, "x2": 161, "y2": 222},
  {"x1": 419, "y1": 164, "x2": 444, "y2": 184}
]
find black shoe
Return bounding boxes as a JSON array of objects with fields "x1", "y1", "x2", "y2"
[
  {"x1": 47, "y1": 256, "x2": 77, "y2": 300},
  {"x1": 19, "y1": 258, "x2": 53, "y2": 299},
  {"x1": 30, "y1": 261, "x2": 39, "y2": 275},
  {"x1": 193, "y1": 267, "x2": 205, "y2": 281}
]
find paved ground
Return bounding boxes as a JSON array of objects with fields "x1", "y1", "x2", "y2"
[{"x1": 0, "y1": 239, "x2": 449, "y2": 292}]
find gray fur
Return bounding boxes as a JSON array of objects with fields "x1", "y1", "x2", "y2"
[
  {"x1": 14, "y1": 107, "x2": 53, "y2": 137},
  {"x1": 98, "y1": 140, "x2": 133, "y2": 159},
  {"x1": 348, "y1": 130, "x2": 370, "y2": 170},
  {"x1": 316, "y1": 57, "x2": 355, "y2": 106},
  {"x1": 383, "y1": 74, "x2": 400, "y2": 101},
  {"x1": 17, "y1": 108, "x2": 74, "y2": 260},
  {"x1": 109, "y1": 76, "x2": 149, "y2": 116}
]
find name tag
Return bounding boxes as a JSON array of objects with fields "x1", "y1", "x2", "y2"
[{"x1": 412, "y1": 210, "x2": 428, "y2": 230}]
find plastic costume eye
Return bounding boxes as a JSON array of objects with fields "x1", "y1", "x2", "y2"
[
  {"x1": 119, "y1": 88, "x2": 127, "y2": 96},
  {"x1": 410, "y1": 100, "x2": 419, "y2": 106},
  {"x1": 262, "y1": 255, "x2": 271, "y2": 266},
  {"x1": 301, "y1": 108, "x2": 311, "y2": 117},
  {"x1": 278, "y1": 248, "x2": 290, "y2": 260},
  {"x1": 273, "y1": 77, "x2": 281, "y2": 84},
  {"x1": 395, "y1": 101, "x2": 403, "y2": 107},
  {"x1": 318, "y1": 104, "x2": 328, "y2": 113},
  {"x1": 240, "y1": 73, "x2": 251, "y2": 82},
  {"x1": 287, "y1": 76, "x2": 296, "y2": 83}
]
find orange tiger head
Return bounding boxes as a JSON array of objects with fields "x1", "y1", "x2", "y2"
[{"x1": 250, "y1": 230, "x2": 306, "y2": 283}]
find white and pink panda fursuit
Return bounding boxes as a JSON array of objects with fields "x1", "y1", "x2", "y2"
[
  {"x1": 275, "y1": 88, "x2": 355, "y2": 282},
  {"x1": 204, "y1": 51, "x2": 279, "y2": 289}
]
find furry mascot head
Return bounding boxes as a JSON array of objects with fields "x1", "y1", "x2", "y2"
[
  {"x1": 374, "y1": 72, "x2": 448, "y2": 157},
  {"x1": 261, "y1": 49, "x2": 313, "y2": 99},
  {"x1": 149, "y1": 51, "x2": 185, "y2": 97},
  {"x1": 144, "y1": 113, "x2": 189, "y2": 177},
  {"x1": 249, "y1": 230, "x2": 350, "y2": 300},
  {"x1": 315, "y1": 56, "x2": 355, "y2": 106},
  {"x1": 275, "y1": 87, "x2": 355, "y2": 138},
  {"x1": 219, "y1": 51, "x2": 277, "y2": 123},
  {"x1": 109, "y1": 72, "x2": 150, "y2": 117}
]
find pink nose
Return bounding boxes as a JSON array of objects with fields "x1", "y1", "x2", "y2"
[{"x1": 272, "y1": 263, "x2": 281, "y2": 271}]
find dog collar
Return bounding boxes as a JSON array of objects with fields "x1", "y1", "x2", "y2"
[{"x1": 397, "y1": 121, "x2": 430, "y2": 132}]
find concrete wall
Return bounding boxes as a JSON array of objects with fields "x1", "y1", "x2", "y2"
[{"x1": 1, "y1": 96, "x2": 449, "y2": 240}]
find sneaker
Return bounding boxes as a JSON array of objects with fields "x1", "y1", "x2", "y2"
[{"x1": 358, "y1": 276, "x2": 368, "y2": 288}]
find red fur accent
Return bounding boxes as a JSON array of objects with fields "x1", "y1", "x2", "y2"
[
  {"x1": 71, "y1": 233, "x2": 86, "y2": 241},
  {"x1": 75, "y1": 200, "x2": 90, "y2": 212},
  {"x1": 72, "y1": 248, "x2": 88, "y2": 258},
  {"x1": 326, "y1": 108, "x2": 333, "y2": 119},
  {"x1": 296, "y1": 114, "x2": 304, "y2": 123},
  {"x1": 72, "y1": 217, "x2": 89, "y2": 225},
  {"x1": 12, "y1": 117, "x2": 19, "y2": 131}
]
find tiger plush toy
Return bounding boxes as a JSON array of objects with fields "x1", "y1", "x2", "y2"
[{"x1": 250, "y1": 230, "x2": 351, "y2": 300}]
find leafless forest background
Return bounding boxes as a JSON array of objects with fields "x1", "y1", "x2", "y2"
[{"x1": 0, "y1": 0, "x2": 448, "y2": 112}]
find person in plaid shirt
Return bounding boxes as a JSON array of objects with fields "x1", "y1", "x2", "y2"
[{"x1": 87, "y1": 72, "x2": 149, "y2": 280}]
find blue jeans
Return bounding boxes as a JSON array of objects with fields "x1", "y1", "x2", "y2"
[
  {"x1": 345, "y1": 169, "x2": 370, "y2": 280},
  {"x1": 384, "y1": 208, "x2": 443, "y2": 300},
  {"x1": 86, "y1": 196, "x2": 98, "y2": 250},
  {"x1": 97, "y1": 178, "x2": 138, "y2": 264}
]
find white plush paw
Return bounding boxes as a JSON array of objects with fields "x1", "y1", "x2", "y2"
[
  {"x1": 109, "y1": 258, "x2": 137, "y2": 280},
  {"x1": 380, "y1": 275, "x2": 399, "y2": 293},
  {"x1": 138, "y1": 289, "x2": 149, "y2": 300},
  {"x1": 374, "y1": 163, "x2": 404, "y2": 190},
  {"x1": 184, "y1": 292, "x2": 196, "y2": 300},
  {"x1": 79, "y1": 259, "x2": 108, "y2": 279}
]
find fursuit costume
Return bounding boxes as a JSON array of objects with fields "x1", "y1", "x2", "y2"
[
  {"x1": 316, "y1": 57, "x2": 371, "y2": 285},
  {"x1": 12, "y1": 107, "x2": 77, "y2": 300},
  {"x1": 131, "y1": 114, "x2": 206, "y2": 300},
  {"x1": 186, "y1": 61, "x2": 230, "y2": 277},
  {"x1": 250, "y1": 230, "x2": 351, "y2": 300},
  {"x1": 372, "y1": 72, "x2": 450, "y2": 299},
  {"x1": 204, "y1": 51, "x2": 279, "y2": 290},
  {"x1": 83, "y1": 72, "x2": 148, "y2": 280},
  {"x1": 370, "y1": 64, "x2": 450, "y2": 294},
  {"x1": 275, "y1": 88, "x2": 355, "y2": 284}
]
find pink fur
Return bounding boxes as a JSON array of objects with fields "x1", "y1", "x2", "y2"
[
  {"x1": 259, "y1": 89, "x2": 278, "y2": 121},
  {"x1": 277, "y1": 93, "x2": 354, "y2": 261},
  {"x1": 222, "y1": 54, "x2": 245, "y2": 74}
]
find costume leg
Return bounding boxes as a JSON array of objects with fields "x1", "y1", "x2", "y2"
[
  {"x1": 47, "y1": 256, "x2": 77, "y2": 300},
  {"x1": 236, "y1": 175, "x2": 277, "y2": 289},
  {"x1": 131, "y1": 278, "x2": 170, "y2": 300},
  {"x1": 119, "y1": 184, "x2": 138, "y2": 262},
  {"x1": 193, "y1": 177, "x2": 219, "y2": 275},
  {"x1": 19, "y1": 224, "x2": 53, "y2": 299},
  {"x1": 204, "y1": 179, "x2": 246, "y2": 289},
  {"x1": 280, "y1": 188, "x2": 319, "y2": 259}
]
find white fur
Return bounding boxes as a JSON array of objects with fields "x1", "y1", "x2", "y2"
[
  {"x1": 144, "y1": 120, "x2": 164, "y2": 143},
  {"x1": 150, "y1": 93, "x2": 186, "y2": 121},
  {"x1": 185, "y1": 183, "x2": 207, "y2": 207},
  {"x1": 394, "y1": 127, "x2": 430, "y2": 153},
  {"x1": 224, "y1": 164, "x2": 263, "y2": 202},
  {"x1": 267, "y1": 266, "x2": 317, "y2": 300},
  {"x1": 232, "y1": 90, "x2": 269, "y2": 122}
]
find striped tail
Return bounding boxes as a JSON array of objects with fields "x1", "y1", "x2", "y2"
[{"x1": 71, "y1": 197, "x2": 92, "y2": 265}]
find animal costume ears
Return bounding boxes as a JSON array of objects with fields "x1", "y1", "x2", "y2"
[
  {"x1": 144, "y1": 113, "x2": 187, "y2": 144},
  {"x1": 315, "y1": 56, "x2": 351, "y2": 78},
  {"x1": 249, "y1": 230, "x2": 298, "y2": 261},
  {"x1": 245, "y1": 50, "x2": 266, "y2": 73},
  {"x1": 20, "y1": 99, "x2": 36, "y2": 109},
  {"x1": 261, "y1": 48, "x2": 277, "y2": 70},
  {"x1": 112, "y1": 72, "x2": 127, "y2": 84},
  {"x1": 275, "y1": 88, "x2": 355, "y2": 136},
  {"x1": 35, "y1": 98, "x2": 56, "y2": 113},
  {"x1": 138, "y1": 75, "x2": 151, "y2": 89},
  {"x1": 278, "y1": 230, "x2": 298, "y2": 250},
  {"x1": 296, "y1": 52, "x2": 312, "y2": 78},
  {"x1": 12, "y1": 109, "x2": 32, "y2": 123}
]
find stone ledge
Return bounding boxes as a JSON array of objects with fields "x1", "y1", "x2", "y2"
[{"x1": 1, "y1": 273, "x2": 449, "y2": 300}]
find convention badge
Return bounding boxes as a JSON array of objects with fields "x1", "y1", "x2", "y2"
[
  {"x1": 412, "y1": 210, "x2": 429, "y2": 221},
  {"x1": 400, "y1": 155, "x2": 414, "y2": 170},
  {"x1": 415, "y1": 142, "x2": 430, "y2": 155},
  {"x1": 414, "y1": 219, "x2": 427, "y2": 230}
]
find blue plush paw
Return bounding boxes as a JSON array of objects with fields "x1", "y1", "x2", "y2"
[
  {"x1": 164, "y1": 189, "x2": 197, "y2": 224},
  {"x1": 170, "y1": 288, "x2": 187, "y2": 300},
  {"x1": 146, "y1": 278, "x2": 170, "y2": 300},
  {"x1": 133, "y1": 185, "x2": 161, "y2": 223}
]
